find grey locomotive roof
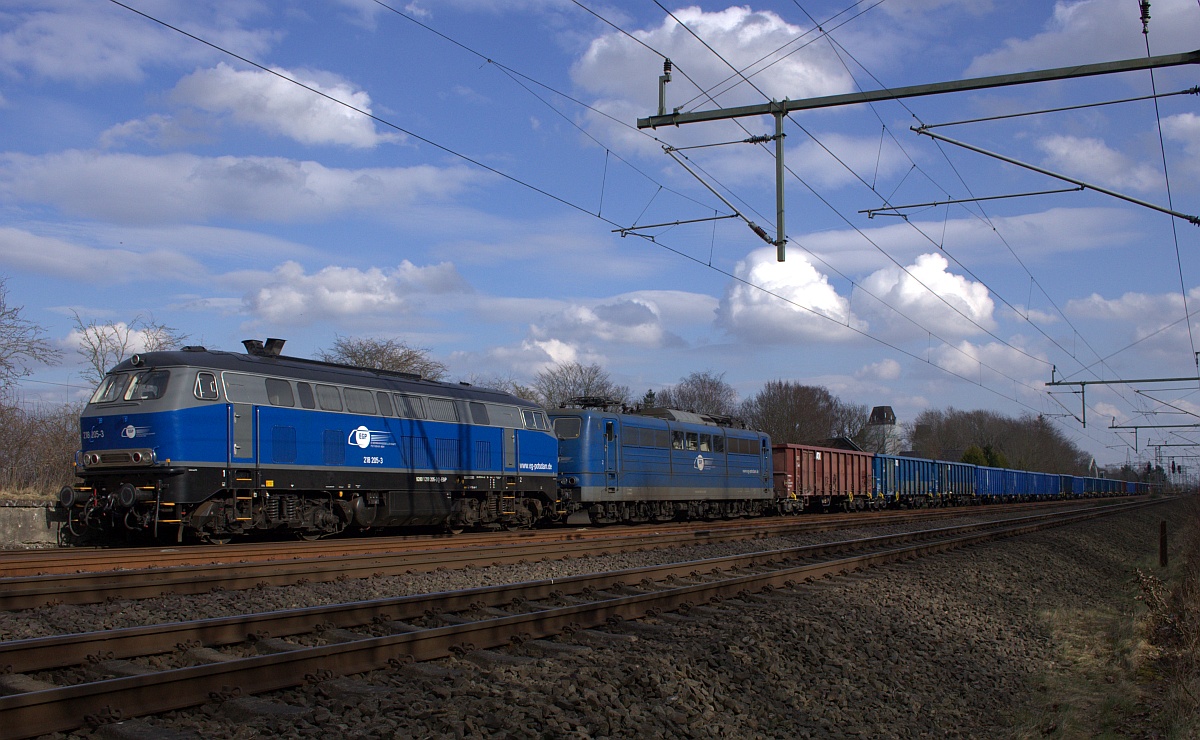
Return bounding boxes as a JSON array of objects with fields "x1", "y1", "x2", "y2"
[{"x1": 107, "y1": 347, "x2": 534, "y2": 407}]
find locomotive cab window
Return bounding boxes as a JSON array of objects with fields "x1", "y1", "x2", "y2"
[
  {"x1": 522, "y1": 409, "x2": 549, "y2": 430},
  {"x1": 296, "y1": 382, "x2": 316, "y2": 409},
  {"x1": 124, "y1": 370, "x2": 170, "y2": 401},
  {"x1": 699, "y1": 434, "x2": 712, "y2": 452},
  {"x1": 90, "y1": 374, "x2": 130, "y2": 404},
  {"x1": 713, "y1": 435, "x2": 725, "y2": 454},
  {"x1": 194, "y1": 372, "x2": 219, "y2": 400},
  {"x1": 553, "y1": 417, "x2": 581, "y2": 440},
  {"x1": 266, "y1": 378, "x2": 294, "y2": 407},
  {"x1": 376, "y1": 392, "x2": 394, "y2": 416}
]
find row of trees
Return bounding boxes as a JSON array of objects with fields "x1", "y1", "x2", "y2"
[{"x1": 907, "y1": 408, "x2": 1094, "y2": 475}]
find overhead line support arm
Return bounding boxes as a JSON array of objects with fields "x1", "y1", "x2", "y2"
[{"x1": 637, "y1": 50, "x2": 1200, "y2": 129}]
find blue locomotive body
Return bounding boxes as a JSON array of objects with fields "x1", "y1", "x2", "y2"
[
  {"x1": 549, "y1": 406, "x2": 776, "y2": 524},
  {"x1": 63, "y1": 343, "x2": 559, "y2": 541}
]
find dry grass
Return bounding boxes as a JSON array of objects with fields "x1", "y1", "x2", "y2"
[{"x1": 1013, "y1": 496, "x2": 1200, "y2": 739}]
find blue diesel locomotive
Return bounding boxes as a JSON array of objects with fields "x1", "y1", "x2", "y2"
[{"x1": 60, "y1": 340, "x2": 559, "y2": 542}]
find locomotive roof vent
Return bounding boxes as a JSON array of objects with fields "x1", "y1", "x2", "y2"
[
  {"x1": 243, "y1": 338, "x2": 286, "y2": 357},
  {"x1": 181, "y1": 345, "x2": 207, "y2": 352}
]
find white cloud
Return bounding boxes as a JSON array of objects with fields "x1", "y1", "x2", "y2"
[
  {"x1": 529, "y1": 297, "x2": 688, "y2": 349},
  {"x1": 856, "y1": 358, "x2": 902, "y2": 381},
  {"x1": 857, "y1": 252, "x2": 995, "y2": 338},
  {"x1": 0, "y1": 2, "x2": 275, "y2": 82},
  {"x1": 0, "y1": 151, "x2": 487, "y2": 224},
  {"x1": 1162, "y1": 113, "x2": 1200, "y2": 181},
  {"x1": 966, "y1": 0, "x2": 1200, "y2": 75},
  {"x1": 1036, "y1": 135, "x2": 1161, "y2": 192},
  {"x1": 932, "y1": 339, "x2": 1047, "y2": 385},
  {"x1": 717, "y1": 247, "x2": 862, "y2": 342},
  {"x1": 171, "y1": 63, "x2": 399, "y2": 148},
  {"x1": 0, "y1": 226, "x2": 205, "y2": 283},
  {"x1": 572, "y1": 7, "x2": 856, "y2": 155},
  {"x1": 241, "y1": 260, "x2": 470, "y2": 325}
]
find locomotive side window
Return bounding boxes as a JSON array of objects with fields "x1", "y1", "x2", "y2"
[
  {"x1": 699, "y1": 434, "x2": 712, "y2": 452},
  {"x1": 316, "y1": 384, "x2": 342, "y2": 412},
  {"x1": 672, "y1": 431, "x2": 685, "y2": 450},
  {"x1": 90, "y1": 374, "x2": 130, "y2": 404},
  {"x1": 344, "y1": 388, "x2": 377, "y2": 415},
  {"x1": 469, "y1": 402, "x2": 489, "y2": 425},
  {"x1": 394, "y1": 394, "x2": 426, "y2": 419},
  {"x1": 194, "y1": 372, "x2": 219, "y2": 400},
  {"x1": 652, "y1": 429, "x2": 670, "y2": 448},
  {"x1": 426, "y1": 397, "x2": 458, "y2": 422},
  {"x1": 713, "y1": 434, "x2": 725, "y2": 454},
  {"x1": 296, "y1": 382, "x2": 316, "y2": 409},
  {"x1": 553, "y1": 417, "x2": 581, "y2": 439},
  {"x1": 376, "y1": 392, "x2": 394, "y2": 416},
  {"x1": 124, "y1": 370, "x2": 170, "y2": 401},
  {"x1": 265, "y1": 378, "x2": 294, "y2": 407},
  {"x1": 485, "y1": 404, "x2": 522, "y2": 427},
  {"x1": 685, "y1": 432, "x2": 698, "y2": 451}
]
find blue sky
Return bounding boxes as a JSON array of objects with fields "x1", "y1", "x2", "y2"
[{"x1": 3, "y1": 0, "x2": 1200, "y2": 467}]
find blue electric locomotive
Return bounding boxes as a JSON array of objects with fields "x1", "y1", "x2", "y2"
[
  {"x1": 549, "y1": 402, "x2": 775, "y2": 524},
  {"x1": 60, "y1": 340, "x2": 559, "y2": 542}
]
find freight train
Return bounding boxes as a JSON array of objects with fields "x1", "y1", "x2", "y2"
[{"x1": 58, "y1": 340, "x2": 1144, "y2": 544}]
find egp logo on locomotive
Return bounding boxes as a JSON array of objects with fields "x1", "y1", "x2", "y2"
[{"x1": 347, "y1": 426, "x2": 395, "y2": 450}]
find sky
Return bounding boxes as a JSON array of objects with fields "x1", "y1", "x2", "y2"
[{"x1": 3, "y1": 0, "x2": 1200, "y2": 469}]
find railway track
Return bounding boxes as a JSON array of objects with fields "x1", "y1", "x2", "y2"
[
  {"x1": 0, "y1": 501, "x2": 1101, "y2": 609},
  {"x1": 0, "y1": 499, "x2": 1156, "y2": 739}
]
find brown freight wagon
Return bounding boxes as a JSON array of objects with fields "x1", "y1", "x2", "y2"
[{"x1": 771, "y1": 444, "x2": 876, "y2": 512}]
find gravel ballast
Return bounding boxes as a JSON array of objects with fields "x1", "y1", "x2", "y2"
[{"x1": 7, "y1": 500, "x2": 1186, "y2": 738}]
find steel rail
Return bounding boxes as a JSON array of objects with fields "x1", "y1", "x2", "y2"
[
  {"x1": 0, "y1": 505, "x2": 1094, "y2": 673},
  {"x1": 0, "y1": 500, "x2": 1155, "y2": 738},
  {"x1": 0, "y1": 498, "x2": 1104, "y2": 580},
  {"x1": 0, "y1": 503, "x2": 1094, "y2": 608},
  {"x1": 1, "y1": 505, "x2": 1043, "y2": 575}
]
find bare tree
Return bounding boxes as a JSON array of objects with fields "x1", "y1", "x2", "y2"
[
  {"x1": 532, "y1": 361, "x2": 630, "y2": 408},
  {"x1": 0, "y1": 278, "x2": 61, "y2": 399},
  {"x1": 656, "y1": 370, "x2": 739, "y2": 416},
  {"x1": 740, "y1": 380, "x2": 867, "y2": 444},
  {"x1": 462, "y1": 373, "x2": 539, "y2": 403},
  {"x1": 72, "y1": 312, "x2": 187, "y2": 385},
  {"x1": 0, "y1": 401, "x2": 81, "y2": 496},
  {"x1": 317, "y1": 336, "x2": 448, "y2": 381}
]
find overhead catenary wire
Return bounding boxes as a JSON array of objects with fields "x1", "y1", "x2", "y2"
[
  {"x1": 106, "y1": 0, "x2": 1125, "y2": 454},
  {"x1": 782, "y1": 1, "x2": 1160, "y2": 423}
]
